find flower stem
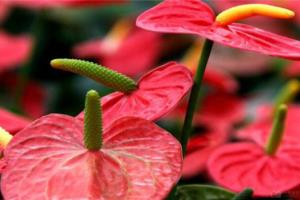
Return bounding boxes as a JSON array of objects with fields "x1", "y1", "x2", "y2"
[
  {"x1": 265, "y1": 104, "x2": 287, "y2": 155},
  {"x1": 51, "y1": 58, "x2": 137, "y2": 93},
  {"x1": 180, "y1": 39, "x2": 214, "y2": 155},
  {"x1": 84, "y1": 90, "x2": 102, "y2": 150},
  {"x1": 274, "y1": 79, "x2": 300, "y2": 111}
]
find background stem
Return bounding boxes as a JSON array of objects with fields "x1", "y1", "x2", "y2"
[{"x1": 180, "y1": 39, "x2": 213, "y2": 155}]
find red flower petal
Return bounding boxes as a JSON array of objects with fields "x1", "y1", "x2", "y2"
[
  {"x1": 137, "y1": 0, "x2": 300, "y2": 60},
  {"x1": 182, "y1": 127, "x2": 228, "y2": 178},
  {"x1": 237, "y1": 105, "x2": 300, "y2": 145},
  {"x1": 74, "y1": 29, "x2": 162, "y2": 76},
  {"x1": 0, "y1": 32, "x2": 32, "y2": 72},
  {"x1": 0, "y1": 108, "x2": 30, "y2": 135},
  {"x1": 77, "y1": 62, "x2": 193, "y2": 128},
  {"x1": 208, "y1": 142, "x2": 300, "y2": 197},
  {"x1": 1, "y1": 114, "x2": 182, "y2": 199}
]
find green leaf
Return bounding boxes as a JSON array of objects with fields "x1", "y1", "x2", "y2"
[
  {"x1": 175, "y1": 185, "x2": 235, "y2": 200},
  {"x1": 231, "y1": 188, "x2": 253, "y2": 200}
]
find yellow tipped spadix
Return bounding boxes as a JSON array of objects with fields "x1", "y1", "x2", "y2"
[
  {"x1": 0, "y1": 127, "x2": 12, "y2": 148},
  {"x1": 216, "y1": 4, "x2": 295, "y2": 26}
]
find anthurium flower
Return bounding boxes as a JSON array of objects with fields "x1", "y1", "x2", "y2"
[
  {"x1": 51, "y1": 59, "x2": 193, "y2": 128},
  {"x1": 208, "y1": 104, "x2": 300, "y2": 197},
  {"x1": 1, "y1": 90, "x2": 182, "y2": 199},
  {"x1": 0, "y1": 31, "x2": 32, "y2": 73},
  {"x1": 0, "y1": 108, "x2": 30, "y2": 135},
  {"x1": 182, "y1": 126, "x2": 228, "y2": 179},
  {"x1": 73, "y1": 19, "x2": 161, "y2": 77},
  {"x1": 136, "y1": 0, "x2": 300, "y2": 60},
  {"x1": 3, "y1": 0, "x2": 126, "y2": 9},
  {"x1": 237, "y1": 80, "x2": 300, "y2": 143}
]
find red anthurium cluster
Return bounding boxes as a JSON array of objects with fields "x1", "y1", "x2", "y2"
[
  {"x1": 0, "y1": 108, "x2": 30, "y2": 135},
  {"x1": 1, "y1": 90, "x2": 182, "y2": 199},
  {"x1": 136, "y1": 0, "x2": 300, "y2": 60},
  {"x1": 208, "y1": 105, "x2": 300, "y2": 197},
  {"x1": 74, "y1": 20, "x2": 161, "y2": 77},
  {"x1": 3, "y1": 0, "x2": 126, "y2": 9},
  {"x1": 0, "y1": 31, "x2": 32, "y2": 73}
]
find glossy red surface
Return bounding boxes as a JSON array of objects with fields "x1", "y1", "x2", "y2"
[
  {"x1": 77, "y1": 62, "x2": 193, "y2": 128},
  {"x1": 137, "y1": 0, "x2": 300, "y2": 60},
  {"x1": 208, "y1": 142, "x2": 300, "y2": 197},
  {"x1": 1, "y1": 115, "x2": 182, "y2": 199}
]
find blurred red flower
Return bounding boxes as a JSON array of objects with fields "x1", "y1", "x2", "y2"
[
  {"x1": 74, "y1": 25, "x2": 162, "y2": 77},
  {"x1": 0, "y1": 31, "x2": 32, "y2": 73},
  {"x1": 0, "y1": 108, "x2": 30, "y2": 135},
  {"x1": 3, "y1": 0, "x2": 126, "y2": 9}
]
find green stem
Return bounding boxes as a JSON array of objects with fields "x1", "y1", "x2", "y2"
[
  {"x1": 231, "y1": 188, "x2": 253, "y2": 200},
  {"x1": 274, "y1": 79, "x2": 300, "y2": 111},
  {"x1": 180, "y1": 39, "x2": 214, "y2": 155},
  {"x1": 84, "y1": 90, "x2": 102, "y2": 150},
  {"x1": 51, "y1": 58, "x2": 137, "y2": 93},
  {"x1": 265, "y1": 104, "x2": 287, "y2": 155}
]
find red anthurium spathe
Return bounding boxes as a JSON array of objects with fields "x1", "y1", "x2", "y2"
[
  {"x1": 51, "y1": 59, "x2": 193, "y2": 129},
  {"x1": 237, "y1": 104, "x2": 300, "y2": 145},
  {"x1": 182, "y1": 126, "x2": 228, "y2": 179},
  {"x1": 208, "y1": 105, "x2": 300, "y2": 197},
  {"x1": 77, "y1": 62, "x2": 192, "y2": 128},
  {"x1": 0, "y1": 31, "x2": 32, "y2": 72},
  {"x1": 1, "y1": 90, "x2": 182, "y2": 199},
  {"x1": 0, "y1": 108, "x2": 30, "y2": 135},
  {"x1": 137, "y1": 0, "x2": 300, "y2": 60},
  {"x1": 74, "y1": 21, "x2": 161, "y2": 77},
  {"x1": 3, "y1": 0, "x2": 126, "y2": 9}
]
